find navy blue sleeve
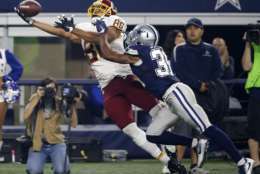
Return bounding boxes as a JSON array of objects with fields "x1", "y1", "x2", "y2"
[
  {"x1": 173, "y1": 46, "x2": 201, "y2": 90},
  {"x1": 126, "y1": 45, "x2": 140, "y2": 56},
  {"x1": 211, "y1": 47, "x2": 223, "y2": 81},
  {"x1": 5, "y1": 50, "x2": 24, "y2": 81}
]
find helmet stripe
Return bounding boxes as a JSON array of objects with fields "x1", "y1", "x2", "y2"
[{"x1": 146, "y1": 24, "x2": 159, "y2": 46}]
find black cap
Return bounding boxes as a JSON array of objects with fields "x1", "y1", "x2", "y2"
[{"x1": 185, "y1": 18, "x2": 204, "y2": 29}]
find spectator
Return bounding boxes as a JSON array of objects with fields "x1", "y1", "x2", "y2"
[
  {"x1": 173, "y1": 17, "x2": 229, "y2": 124},
  {"x1": 242, "y1": 34, "x2": 260, "y2": 173},
  {"x1": 212, "y1": 37, "x2": 235, "y2": 79},
  {"x1": 173, "y1": 18, "x2": 223, "y2": 93},
  {"x1": 163, "y1": 30, "x2": 185, "y2": 58},
  {"x1": 24, "y1": 77, "x2": 79, "y2": 174},
  {"x1": 172, "y1": 18, "x2": 229, "y2": 170}
]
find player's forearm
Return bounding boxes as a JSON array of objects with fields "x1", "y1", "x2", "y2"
[
  {"x1": 100, "y1": 46, "x2": 129, "y2": 64},
  {"x1": 72, "y1": 28, "x2": 100, "y2": 43},
  {"x1": 242, "y1": 42, "x2": 252, "y2": 71},
  {"x1": 99, "y1": 34, "x2": 138, "y2": 64},
  {"x1": 32, "y1": 20, "x2": 70, "y2": 38}
]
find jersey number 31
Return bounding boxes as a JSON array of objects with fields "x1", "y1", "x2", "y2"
[{"x1": 150, "y1": 48, "x2": 173, "y2": 77}]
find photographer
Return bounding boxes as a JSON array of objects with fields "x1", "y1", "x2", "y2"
[
  {"x1": 242, "y1": 29, "x2": 260, "y2": 173},
  {"x1": 24, "y1": 78, "x2": 78, "y2": 174}
]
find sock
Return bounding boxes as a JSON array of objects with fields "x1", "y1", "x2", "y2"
[
  {"x1": 147, "y1": 131, "x2": 193, "y2": 146},
  {"x1": 122, "y1": 122, "x2": 170, "y2": 164},
  {"x1": 157, "y1": 152, "x2": 170, "y2": 165},
  {"x1": 142, "y1": 142, "x2": 170, "y2": 165},
  {"x1": 203, "y1": 126, "x2": 243, "y2": 163},
  {"x1": 142, "y1": 141, "x2": 163, "y2": 159}
]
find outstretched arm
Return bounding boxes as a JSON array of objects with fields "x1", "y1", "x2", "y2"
[
  {"x1": 32, "y1": 20, "x2": 81, "y2": 43},
  {"x1": 15, "y1": 8, "x2": 81, "y2": 43},
  {"x1": 98, "y1": 33, "x2": 140, "y2": 64},
  {"x1": 71, "y1": 28, "x2": 101, "y2": 43},
  {"x1": 71, "y1": 25, "x2": 121, "y2": 44}
]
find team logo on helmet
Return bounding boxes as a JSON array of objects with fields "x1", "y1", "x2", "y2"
[{"x1": 87, "y1": 0, "x2": 117, "y2": 17}]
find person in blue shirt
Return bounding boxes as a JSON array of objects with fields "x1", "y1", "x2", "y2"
[
  {"x1": 97, "y1": 24, "x2": 254, "y2": 174},
  {"x1": 172, "y1": 18, "x2": 223, "y2": 93},
  {"x1": 172, "y1": 19, "x2": 230, "y2": 168},
  {"x1": 0, "y1": 49, "x2": 23, "y2": 158},
  {"x1": 172, "y1": 19, "x2": 228, "y2": 125}
]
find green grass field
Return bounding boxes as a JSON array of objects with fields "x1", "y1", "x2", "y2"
[{"x1": 0, "y1": 159, "x2": 238, "y2": 174}]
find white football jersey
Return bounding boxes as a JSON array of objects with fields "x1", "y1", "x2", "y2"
[{"x1": 76, "y1": 15, "x2": 132, "y2": 89}]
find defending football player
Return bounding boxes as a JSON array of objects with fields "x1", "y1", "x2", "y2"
[
  {"x1": 97, "y1": 24, "x2": 255, "y2": 174},
  {"x1": 15, "y1": 1, "x2": 183, "y2": 173}
]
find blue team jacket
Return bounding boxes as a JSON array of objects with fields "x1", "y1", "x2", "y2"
[{"x1": 172, "y1": 41, "x2": 223, "y2": 91}]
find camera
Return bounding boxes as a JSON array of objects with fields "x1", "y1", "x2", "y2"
[
  {"x1": 61, "y1": 83, "x2": 80, "y2": 105},
  {"x1": 60, "y1": 84, "x2": 80, "y2": 118},
  {"x1": 44, "y1": 87, "x2": 56, "y2": 98},
  {"x1": 246, "y1": 21, "x2": 260, "y2": 44}
]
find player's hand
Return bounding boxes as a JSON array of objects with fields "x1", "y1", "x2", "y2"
[
  {"x1": 95, "y1": 19, "x2": 107, "y2": 33},
  {"x1": 55, "y1": 15, "x2": 75, "y2": 32},
  {"x1": 14, "y1": 7, "x2": 34, "y2": 25},
  {"x1": 199, "y1": 82, "x2": 208, "y2": 93}
]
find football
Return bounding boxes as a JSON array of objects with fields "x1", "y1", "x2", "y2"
[{"x1": 17, "y1": 0, "x2": 42, "y2": 17}]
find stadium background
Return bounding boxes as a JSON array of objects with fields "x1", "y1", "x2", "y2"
[{"x1": 0, "y1": 0, "x2": 260, "y2": 173}]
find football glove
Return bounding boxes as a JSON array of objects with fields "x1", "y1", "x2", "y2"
[
  {"x1": 95, "y1": 19, "x2": 107, "y2": 33},
  {"x1": 55, "y1": 15, "x2": 75, "y2": 32},
  {"x1": 14, "y1": 7, "x2": 34, "y2": 25}
]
